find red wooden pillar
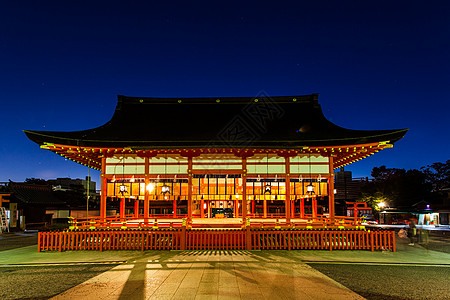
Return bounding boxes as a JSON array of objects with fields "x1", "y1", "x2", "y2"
[
  {"x1": 291, "y1": 200, "x2": 295, "y2": 218},
  {"x1": 100, "y1": 157, "x2": 107, "y2": 220},
  {"x1": 187, "y1": 157, "x2": 193, "y2": 219},
  {"x1": 173, "y1": 198, "x2": 177, "y2": 218},
  {"x1": 252, "y1": 198, "x2": 255, "y2": 215},
  {"x1": 201, "y1": 197, "x2": 205, "y2": 218},
  {"x1": 134, "y1": 198, "x2": 139, "y2": 218},
  {"x1": 242, "y1": 157, "x2": 248, "y2": 219},
  {"x1": 285, "y1": 157, "x2": 291, "y2": 223},
  {"x1": 144, "y1": 157, "x2": 150, "y2": 223},
  {"x1": 234, "y1": 199, "x2": 239, "y2": 217},
  {"x1": 263, "y1": 197, "x2": 267, "y2": 219},
  {"x1": 120, "y1": 197, "x2": 125, "y2": 219},
  {"x1": 312, "y1": 197, "x2": 317, "y2": 219},
  {"x1": 300, "y1": 198, "x2": 305, "y2": 218},
  {"x1": 328, "y1": 156, "x2": 335, "y2": 222}
]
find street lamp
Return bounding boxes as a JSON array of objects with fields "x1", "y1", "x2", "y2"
[{"x1": 378, "y1": 202, "x2": 386, "y2": 225}]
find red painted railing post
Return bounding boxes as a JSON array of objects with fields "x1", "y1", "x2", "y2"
[
  {"x1": 329, "y1": 231, "x2": 333, "y2": 251},
  {"x1": 37, "y1": 232, "x2": 41, "y2": 252},
  {"x1": 58, "y1": 232, "x2": 62, "y2": 252},
  {"x1": 392, "y1": 231, "x2": 396, "y2": 252},
  {"x1": 370, "y1": 231, "x2": 374, "y2": 252},
  {"x1": 181, "y1": 222, "x2": 186, "y2": 250},
  {"x1": 246, "y1": 227, "x2": 252, "y2": 250},
  {"x1": 287, "y1": 230, "x2": 291, "y2": 251}
]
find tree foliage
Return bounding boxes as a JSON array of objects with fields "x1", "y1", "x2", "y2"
[
  {"x1": 421, "y1": 160, "x2": 450, "y2": 192},
  {"x1": 360, "y1": 165, "x2": 434, "y2": 210}
]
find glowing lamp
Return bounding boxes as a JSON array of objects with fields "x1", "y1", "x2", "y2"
[
  {"x1": 146, "y1": 183, "x2": 154, "y2": 193},
  {"x1": 306, "y1": 183, "x2": 314, "y2": 194},
  {"x1": 161, "y1": 184, "x2": 170, "y2": 195},
  {"x1": 119, "y1": 184, "x2": 127, "y2": 195},
  {"x1": 264, "y1": 183, "x2": 271, "y2": 194}
]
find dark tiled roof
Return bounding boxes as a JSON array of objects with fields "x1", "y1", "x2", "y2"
[
  {"x1": 8, "y1": 182, "x2": 65, "y2": 205},
  {"x1": 24, "y1": 94, "x2": 408, "y2": 149}
]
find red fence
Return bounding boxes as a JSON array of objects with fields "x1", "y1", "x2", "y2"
[
  {"x1": 68, "y1": 215, "x2": 364, "y2": 230},
  {"x1": 38, "y1": 229, "x2": 395, "y2": 252}
]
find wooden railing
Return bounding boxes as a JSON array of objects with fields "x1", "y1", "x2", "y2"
[
  {"x1": 68, "y1": 215, "x2": 365, "y2": 230},
  {"x1": 38, "y1": 228, "x2": 395, "y2": 252}
]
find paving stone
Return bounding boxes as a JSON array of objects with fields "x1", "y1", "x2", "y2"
[{"x1": 46, "y1": 250, "x2": 372, "y2": 300}]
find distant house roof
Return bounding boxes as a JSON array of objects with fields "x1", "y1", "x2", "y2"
[
  {"x1": 8, "y1": 182, "x2": 65, "y2": 206},
  {"x1": 24, "y1": 94, "x2": 408, "y2": 149}
]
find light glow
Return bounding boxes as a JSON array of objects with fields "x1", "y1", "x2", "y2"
[
  {"x1": 146, "y1": 183, "x2": 154, "y2": 193},
  {"x1": 119, "y1": 184, "x2": 127, "y2": 194},
  {"x1": 161, "y1": 184, "x2": 170, "y2": 194},
  {"x1": 264, "y1": 184, "x2": 271, "y2": 194}
]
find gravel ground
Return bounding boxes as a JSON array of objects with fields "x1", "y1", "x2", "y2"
[
  {"x1": 308, "y1": 263, "x2": 450, "y2": 300},
  {"x1": 0, "y1": 233, "x2": 38, "y2": 251},
  {"x1": 0, "y1": 263, "x2": 118, "y2": 300},
  {"x1": 418, "y1": 231, "x2": 450, "y2": 254}
]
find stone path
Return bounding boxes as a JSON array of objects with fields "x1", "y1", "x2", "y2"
[{"x1": 51, "y1": 251, "x2": 364, "y2": 300}]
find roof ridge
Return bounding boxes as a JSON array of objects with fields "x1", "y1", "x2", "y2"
[{"x1": 117, "y1": 94, "x2": 319, "y2": 105}]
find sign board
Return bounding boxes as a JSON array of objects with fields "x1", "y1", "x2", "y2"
[{"x1": 9, "y1": 203, "x2": 17, "y2": 227}]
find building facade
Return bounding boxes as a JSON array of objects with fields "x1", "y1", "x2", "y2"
[{"x1": 25, "y1": 94, "x2": 408, "y2": 223}]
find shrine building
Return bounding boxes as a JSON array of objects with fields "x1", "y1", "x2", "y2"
[{"x1": 24, "y1": 93, "x2": 407, "y2": 227}]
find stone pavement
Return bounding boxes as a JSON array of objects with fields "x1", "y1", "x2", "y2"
[
  {"x1": 50, "y1": 250, "x2": 363, "y2": 300},
  {"x1": 0, "y1": 234, "x2": 449, "y2": 300}
]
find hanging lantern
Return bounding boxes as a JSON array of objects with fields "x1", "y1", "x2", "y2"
[
  {"x1": 264, "y1": 183, "x2": 271, "y2": 194},
  {"x1": 161, "y1": 184, "x2": 170, "y2": 195},
  {"x1": 306, "y1": 183, "x2": 315, "y2": 194},
  {"x1": 119, "y1": 184, "x2": 127, "y2": 195}
]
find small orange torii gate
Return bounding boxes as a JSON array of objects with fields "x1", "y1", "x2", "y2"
[{"x1": 346, "y1": 202, "x2": 372, "y2": 218}]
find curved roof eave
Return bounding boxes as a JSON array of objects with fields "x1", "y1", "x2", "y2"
[{"x1": 24, "y1": 94, "x2": 408, "y2": 149}]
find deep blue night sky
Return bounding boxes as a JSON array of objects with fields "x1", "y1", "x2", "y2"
[{"x1": 1, "y1": 1, "x2": 449, "y2": 186}]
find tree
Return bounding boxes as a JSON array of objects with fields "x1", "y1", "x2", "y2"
[
  {"x1": 421, "y1": 160, "x2": 450, "y2": 192},
  {"x1": 360, "y1": 166, "x2": 433, "y2": 210}
]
